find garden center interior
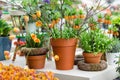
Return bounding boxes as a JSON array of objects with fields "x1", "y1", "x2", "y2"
[{"x1": 0, "y1": 0, "x2": 120, "y2": 80}]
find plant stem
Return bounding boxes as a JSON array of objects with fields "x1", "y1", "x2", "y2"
[{"x1": 60, "y1": 0, "x2": 63, "y2": 38}]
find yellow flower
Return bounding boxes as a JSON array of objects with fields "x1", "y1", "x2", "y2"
[
  {"x1": 32, "y1": 14, "x2": 37, "y2": 20},
  {"x1": 9, "y1": 35, "x2": 16, "y2": 40},
  {"x1": 49, "y1": 24, "x2": 54, "y2": 28},
  {"x1": 4, "y1": 51, "x2": 9, "y2": 56},
  {"x1": 20, "y1": 77, "x2": 28, "y2": 80},
  {"x1": 34, "y1": 38, "x2": 40, "y2": 43},
  {"x1": 54, "y1": 55, "x2": 59, "y2": 61},
  {"x1": 54, "y1": 77, "x2": 59, "y2": 80},
  {"x1": 64, "y1": 16, "x2": 69, "y2": 20},
  {"x1": 13, "y1": 27, "x2": 20, "y2": 33},
  {"x1": 31, "y1": 33, "x2": 37, "y2": 39},
  {"x1": 24, "y1": 15, "x2": 29, "y2": 22},
  {"x1": 36, "y1": 11, "x2": 41, "y2": 18},
  {"x1": 36, "y1": 21, "x2": 42, "y2": 27}
]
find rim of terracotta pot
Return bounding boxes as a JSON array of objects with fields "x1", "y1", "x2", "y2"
[
  {"x1": 83, "y1": 52, "x2": 103, "y2": 56},
  {"x1": 50, "y1": 38, "x2": 77, "y2": 47}
]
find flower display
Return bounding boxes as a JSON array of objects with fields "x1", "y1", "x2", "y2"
[
  {"x1": 4, "y1": 51, "x2": 10, "y2": 60},
  {"x1": 33, "y1": 0, "x2": 111, "y2": 39},
  {"x1": 25, "y1": 33, "x2": 45, "y2": 48},
  {"x1": 36, "y1": 21, "x2": 42, "y2": 27},
  {"x1": 22, "y1": 0, "x2": 43, "y2": 27},
  {"x1": 21, "y1": 0, "x2": 112, "y2": 39},
  {"x1": 13, "y1": 27, "x2": 20, "y2": 33},
  {"x1": 0, "y1": 62, "x2": 59, "y2": 80},
  {"x1": 0, "y1": 19, "x2": 12, "y2": 37},
  {"x1": 18, "y1": 32, "x2": 48, "y2": 56},
  {"x1": 23, "y1": 15, "x2": 29, "y2": 22},
  {"x1": 36, "y1": 11, "x2": 41, "y2": 18}
]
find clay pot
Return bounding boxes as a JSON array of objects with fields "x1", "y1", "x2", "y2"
[
  {"x1": 27, "y1": 55, "x2": 46, "y2": 69},
  {"x1": 83, "y1": 52, "x2": 103, "y2": 63},
  {"x1": 51, "y1": 38, "x2": 77, "y2": 70}
]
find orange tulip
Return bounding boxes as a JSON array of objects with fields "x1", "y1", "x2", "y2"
[
  {"x1": 5, "y1": 55, "x2": 10, "y2": 60},
  {"x1": 9, "y1": 35, "x2": 16, "y2": 40},
  {"x1": 54, "y1": 55, "x2": 59, "y2": 61},
  {"x1": 24, "y1": 15, "x2": 29, "y2": 22},
  {"x1": 4, "y1": 51, "x2": 10, "y2": 56},
  {"x1": 36, "y1": 11, "x2": 41, "y2": 18},
  {"x1": 4, "y1": 51, "x2": 10, "y2": 60},
  {"x1": 73, "y1": 26, "x2": 80, "y2": 30},
  {"x1": 55, "y1": 18, "x2": 60, "y2": 23},
  {"x1": 64, "y1": 16, "x2": 69, "y2": 20},
  {"x1": 32, "y1": 14, "x2": 37, "y2": 20},
  {"x1": 31, "y1": 33, "x2": 36, "y2": 39},
  {"x1": 107, "y1": 30, "x2": 113, "y2": 34},
  {"x1": 13, "y1": 27, "x2": 20, "y2": 33},
  {"x1": 34, "y1": 38, "x2": 40, "y2": 43},
  {"x1": 36, "y1": 21, "x2": 42, "y2": 27},
  {"x1": 52, "y1": 20, "x2": 56, "y2": 25},
  {"x1": 49, "y1": 24, "x2": 54, "y2": 28}
]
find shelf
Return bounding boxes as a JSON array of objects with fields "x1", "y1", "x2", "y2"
[{"x1": 0, "y1": 55, "x2": 118, "y2": 80}]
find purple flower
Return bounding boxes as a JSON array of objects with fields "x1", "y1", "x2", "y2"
[{"x1": 43, "y1": 0, "x2": 50, "y2": 4}]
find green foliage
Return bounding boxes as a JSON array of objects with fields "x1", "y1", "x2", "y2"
[
  {"x1": 89, "y1": 18, "x2": 96, "y2": 24},
  {"x1": 116, "y1": 55, "x2": 120, "y2": 75},
  {"x1": 50, "y1": 27, "x2": 77, "y2": 39},
  {"x1": 65, "y1": 8, "x2": 77, "y2": 16},
  {"x1": 97, "y1": 13, "x2": 103, "y2": 18},
  {"x1": 25, "y1": 33, "x2": 45, "y2": 48},
  {"x1": 52, "y1": 11, "x2": 61, "y2": 20},
  {"x1": 0, "y1": 19, "x2": 12, "y2": 37},
  {"x1": 105, "y1": 14, "x2": 111, "y2": 20},
  {"x1": 74, "y1": 18, "x2": 82, "y2": 26},
  {"x1": 79, "y1": 29, "x2": 113, "y2": 54},
  {"x1": 112, "y1": 16, "x2": 120, "y2": 25},
  {"x1": 21, "y1": 0, "x2": 40, "y2": 22},
  {"x1": 108, "y1": 26, "x2": 118, "y2": 32},
  {"x1": 107, "y1": 38, "x2": 120, "y2": 53},
  {"x1": 39, "y1": 0, "x2": 79, "y2": 39},
  {"x1": 78, "y1": 9, "x2": 84, "y2": 15},
  {"x1": 20, "y1": 33, "x2": 49, "y2": 56}
]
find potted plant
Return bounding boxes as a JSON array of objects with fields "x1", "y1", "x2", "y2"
[
  {"x1": 20, "y1": 33, "x2": 48, "y2": 69},
  {"x1": 106, "y1": 38, "x2": 120, "y2": 65},
  {"x1": 22, "y1": 0, "x2": 110, "y2": 70},
  {"x1": 38, "y1": 0, "x2": 110, "y2": 70},
  {"x1": 21, "y1": 0, "x2": 44, "y2": 33},
  {"x1": 0, "y1": 19, "x2": 12, "y2": 60},
  {"x1": 79, "y1": 29, "x2": 113, "y2": 63},
  {"x1": 112, "y1": 16, "x2": 120, "y2": 39},
  {"x1": 114, "y1": 54, "x2": 120, "y2": 80}
]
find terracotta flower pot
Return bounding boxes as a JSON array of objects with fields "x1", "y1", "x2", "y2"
[
  {"x1": 27, "y1": 55, "x2": 46, "y2": 69},
  {"x1": 51, "y1": 38, "x2": 77, "y2": 70},
  {"x1": 83, "y1": 52, "x2": 103, "y2": 63}
]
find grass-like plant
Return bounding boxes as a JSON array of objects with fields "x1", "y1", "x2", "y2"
[
  {"x1": 0, "y1": 19, "x2": 12, "y2": 37},
  {"x1": 79, "y1": 29, "x2": 113, "y2": 54}
]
